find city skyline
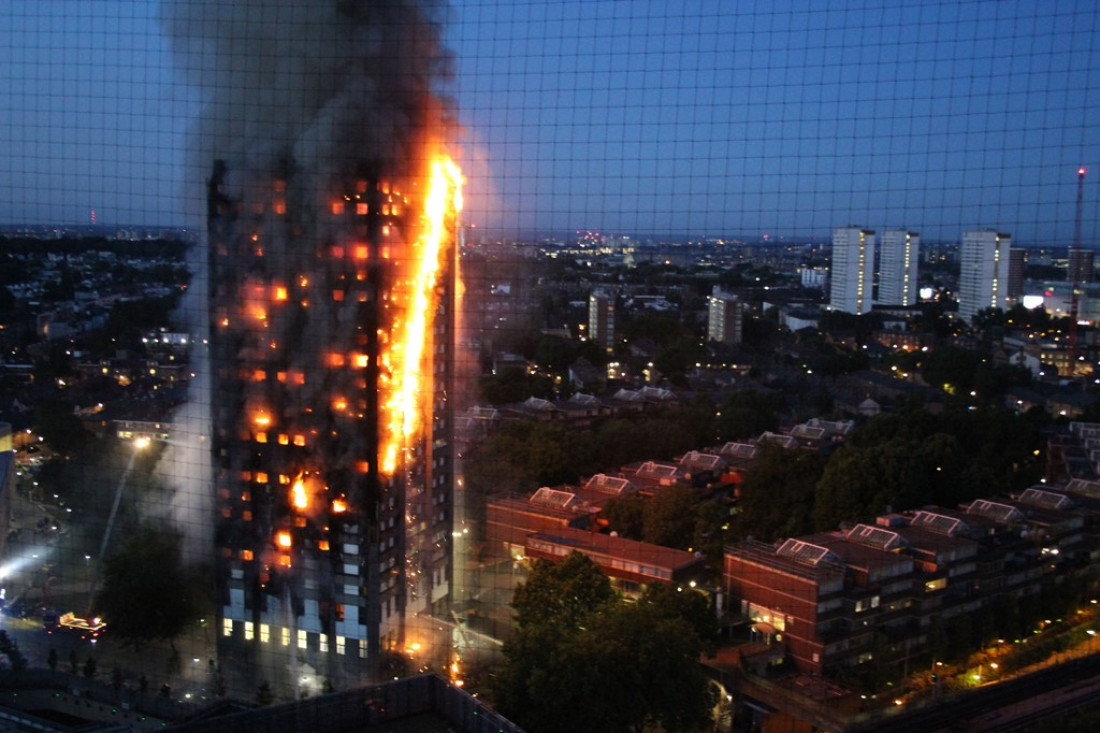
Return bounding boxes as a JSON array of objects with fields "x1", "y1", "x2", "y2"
[{"x1": 1, "y1": 1, "x2": 1099, "y2": 244}]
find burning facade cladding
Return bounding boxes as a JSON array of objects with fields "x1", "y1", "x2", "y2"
[{"x1": 208, "y1": 149, "x2": 461, "y2": 689}]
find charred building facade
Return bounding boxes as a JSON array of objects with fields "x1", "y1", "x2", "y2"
[
  {"x1": 169, "y1": 0, "x2": 463, "y2": 695},
  {"x1": 208, "y1": 157, "x2": 459, "y2": 693}
]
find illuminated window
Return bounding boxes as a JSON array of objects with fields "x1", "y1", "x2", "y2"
[
  {"x1": 245, "y1": 621, "x2": 255, "y2": 641},
  {"x1": 252, "y1": 369, "x2": 266, "y2": 381},
  {"x1": 222, "y1": 619, "x2": 233, "y2": 637},
  {"x1": 331, "y1": 201, "x2": 344, "y2": 215},
  {"x1": 281, "y1": 627, "x2": 290, "y2": 646},
  {"x1": 318, "y1": 540, "x2": 330, "y2": 551},
  {"x1": 320, "y1": 633, "x2": 329, "y2": 652},
  {"x1": 356, "y1": 202, "x2": 368, "y2": 215},
  {"x1": 293, "y1": 434, "x2": 306, "y2": 447},
  {"x1": 260, "y1": 623, "x2": 270, "y2": 643},
  {"x1": 333, "y1": 289, "x2": 345, "y2": 301},
  {"x1": 255, "y1": 472, "x2": 268, "y2": 484},
  {"x1": 242, "y1": 510, "x2": 252, "y2": 522},
  {"x1": 241, "y1": 549, "x2": 253, "y2": 561},
  {"x1": 255, "y1": 432, "x2": 267, "y2": 444},
  {"x1": 298, "y1": 629, "x2": 307, "y2": 650},
  {"x1": 278, "y1": 434, "x2": 289, "y2": 446},
  {"x1": 336, "y1": 635, "x2": 346, "y2": 655}
]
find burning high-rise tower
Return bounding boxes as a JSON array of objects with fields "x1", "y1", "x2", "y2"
[{"x1": 167, "y1": 0, "x2": 462, "y2": 693}]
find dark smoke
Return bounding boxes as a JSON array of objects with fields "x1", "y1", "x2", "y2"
[{"x1": 159, "y1": 0, "x2": 456, "y2": 555}]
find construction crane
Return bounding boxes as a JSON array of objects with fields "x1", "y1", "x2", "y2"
[{"x1": 1068, "y1": 166, "x2": 1087, "y2": 374}]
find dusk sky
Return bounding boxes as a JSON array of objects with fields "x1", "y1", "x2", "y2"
[{"x1": 2, "y1": 0, "x2": 1099, "y2": 243}]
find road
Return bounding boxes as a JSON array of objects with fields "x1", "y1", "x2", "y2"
[{"x1": 851, "y1": 653, "x2": 1100, "y2": 733}]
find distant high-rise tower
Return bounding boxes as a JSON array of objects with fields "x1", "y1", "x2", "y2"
[
  {"x1": 1008, "y1": 248, "x2": 1027, "y2": 302},
  {"x1": 1068, "y1": 248, "x2": 1094, "y2": 285},
  {"x1": 877, "y1": 230, "x2": 920, "y2": 306},
  {"x1": 588, "y1": 290, "x2": 615, "y2": 353},
  {"x1": 829, "y1": 227, "x2": 876, "y2": 314},
  {"x1": 958, "y1": 230, "x2": 1012, "y2": 322},
  {"x1": 707, "y1": 287, "x2": 743, "y2": 344}
]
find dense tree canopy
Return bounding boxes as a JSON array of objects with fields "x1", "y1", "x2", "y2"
[
  {"x1": 510, "y1": 553, "x2": 615, "y2": 631},
  {"x1": 463, "y1": 401, "x2": 720, "y2": 510},
  {"x1": 477, "y1": 367, "x2": 555, "y2": 405},
  {"x1": 736, "y1": 406, "x2": 1044, "y2": 541},
  {"x1": 95, "y1": 527, "x2": 205, "y2": 649},
  {"x1": 35, "y1": 398, "x2": 89, "y2": 454},
  {"x1": 736, "y1": 443, "x2": 826, "y2": 542},
  {"x1": 715, "y1": 389, "x2": 779, "y2": 442},
  {"x1": 495, "y1": 553, "x2": 717, "y2": 733}
]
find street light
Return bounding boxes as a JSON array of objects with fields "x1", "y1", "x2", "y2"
[{"x1": 85, "y1": 437, "x2": 149, "y2": 613}]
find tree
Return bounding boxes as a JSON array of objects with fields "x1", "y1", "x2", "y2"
[
  {"x1": 601, "y1": 494, "x2": 645, "y2": 539},
  {"x1": 95, "y1": 527, "x2": 205, "y2": 650},
  {"x1": 496, "y1": 562, "x2": 717, "y2": 733},
  {"x1": 0, "y1": 632, "x2": 27, "y2": 671},
  {"x1": 737, "y1": 443, "x2": 825, "y2": 542},
  {"x1": 643, "y1": 485, "x2": 698, "y2": 549},
  {"x1": 478, "y1": 367, "x2": 555, "y2": 405},
  {"x1": 511, "y1": 552, "x2": 614, "y2": 631},
  {"x1": 637, "y1": 583, "x2": 720, "y2": 656},
  {"x1": 35, "y1": 398, "x2": 89, "y2": 454},
  {"x1": 716, "y1": 390, "x2": 779, "y2": 442}
]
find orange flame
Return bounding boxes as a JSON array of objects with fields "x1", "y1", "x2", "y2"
[
  {"x1": 291, "y1": 477, "x2": 308, "y2": 510},
  {"x1": 275, "y1": 530, "x2": 292, "y2": 549},
  {"x1": 379, "y1": 156, "x2": 463, "y2": 476}
]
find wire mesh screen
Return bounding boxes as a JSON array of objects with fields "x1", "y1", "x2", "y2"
[{"x1": 1, "y1": 0, "x2": 1099, "y2": 724}]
